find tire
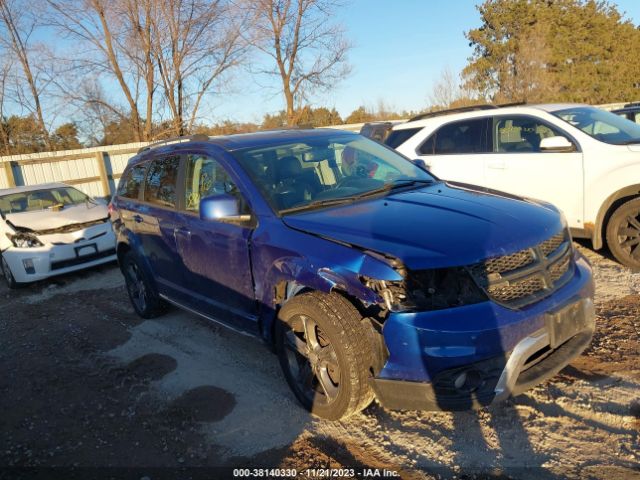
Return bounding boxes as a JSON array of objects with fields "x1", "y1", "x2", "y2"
[
  {"x1": 1, "y1": 253, "x2": 21, "y2": 289},
  {"x1": 121, "y1": 251, "x2": 167, "y2": 318},
  {"x1": 606, "y1": 197, "x2": 640, "y2": 269},
  {"x1": 276, "y1": 291, "x2": 376, "y2": 420}
]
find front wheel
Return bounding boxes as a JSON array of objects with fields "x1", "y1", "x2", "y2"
[
  {"x1": 276, "y1": 292, "x2": 376, "y2": 420},
  {"x1": 1, "y1": 254, "x2": 21, "y2": 289},
  {"x1": 606, "y1": 197, "x2": 640, "y2": 269}
]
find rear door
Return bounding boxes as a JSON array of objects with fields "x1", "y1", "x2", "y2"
[
  {"x1": 135, "y1": 154, "x2": 187, "y2": 297},
  {"x1": 415, "y1": 117, "x2": 492, "y2": 185},
  {"x1": 483, "y1": 115, "x2": 584, "y2": 227},
  {"x1": 173, "y1": 152, "x2": 258, "y2": 332}
]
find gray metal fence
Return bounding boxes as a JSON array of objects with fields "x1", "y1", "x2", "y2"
[{"x1": 0, "y1": 142, "x2": 149, "y2": 199}]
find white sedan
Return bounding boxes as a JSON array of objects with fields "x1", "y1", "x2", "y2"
[{"x1": 0, "y1": 183, "x2": 116, "y2": 288}]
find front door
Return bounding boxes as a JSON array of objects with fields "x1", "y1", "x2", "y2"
[
  {"x1": 174, "y1": 153, "x2": 258, "y2": 332},
  {"x1": 483, "y1": 115, "x2": 584, "y2": 228}
]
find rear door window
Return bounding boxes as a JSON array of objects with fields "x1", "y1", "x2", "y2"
[
  {"x1": 143, "y1": 155, "x2": 180, "y2": 207},
  {"x1": 117, "y1": 164, "x2": 147, "y2": 200},
  {"x1": 425, "y1": 118, "x2": 488, "y2": 155}
]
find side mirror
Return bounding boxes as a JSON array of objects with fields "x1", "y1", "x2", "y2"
[
  {"x1": 413, "y1": 158, "x2": 431, "y2": 171},
  {"x1": 199, "y1": 194, "x2": 250, "y2": 223},
  {"x1": 539, "y1": 136, "x2": 575, "y2": 152}
]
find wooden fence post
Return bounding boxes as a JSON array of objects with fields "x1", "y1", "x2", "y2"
[
  {"x1": 3, "y1": 161, "x2": 16, "y2": 187},
  {"x1": 95, "y1": 151, "x2": 110, "y2": 197}
]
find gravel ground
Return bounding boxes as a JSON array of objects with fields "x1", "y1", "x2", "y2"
[{"x1": 0, "y1": 243, "x2": 638, "y2": 480}]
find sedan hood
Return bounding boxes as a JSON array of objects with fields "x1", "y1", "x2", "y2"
[
  {"x1": 282, "y1": 182, "x2": 565, "y2": 270},
  {"x1": 5, "y1": 202, "x2": 109, "y2": 233}
]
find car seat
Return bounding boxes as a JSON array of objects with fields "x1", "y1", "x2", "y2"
[
  {"x1": 435, "y1": 136, "x2": 456, "y2": 154},
  {"x1": 274, "y1": 156, "x2": 314, "y2": 209}
]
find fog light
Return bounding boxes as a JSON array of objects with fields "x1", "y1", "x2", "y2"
[
  {"x1": 22, "y1": 258, "x2": 35, "y2": 274},
  {"x1": 454, "y1": 370, "x2": 483, "y2": 393},
  {"x1": 453, "y1": 372, "x2": 467, "y2": 390}
]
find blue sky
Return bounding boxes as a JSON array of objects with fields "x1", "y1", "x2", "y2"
[{"x1": 210, "y1": 0, "x2": 640, "y2": 124}]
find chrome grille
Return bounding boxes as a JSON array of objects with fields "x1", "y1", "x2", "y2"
[
  {"x1": 488, "y1": 276, "x2": 545, "y2": 303},
  {"x1": 469, "y1": 230, "x2": 574, "y2": 308},
  {"x1": 549, "y1": 253, "x2": 571, "y2": 282},
  {"x1": 539, "y1": 232, "x2": 565, "y2": 257},
  {"x1": 483, "y1": 249, "x2": 534, "y2": 274}
]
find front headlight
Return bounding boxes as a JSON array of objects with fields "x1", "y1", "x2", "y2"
[
  {"x1": 361, "y1": 267, "x2": 488, "y2": 312},
  {"x1": 6, "y1": 232, "x2": 43, "y2": 248}
]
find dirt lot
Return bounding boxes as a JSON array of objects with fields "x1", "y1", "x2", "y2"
[{"x1": 0, "y1": 243, "x2": 639, "y2": 480}]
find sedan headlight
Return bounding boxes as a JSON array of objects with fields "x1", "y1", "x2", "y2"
[
  {"x1": 361, "y1": 267, "x2": 487, "y2": 312},
  {"x1": 6, "y1": 232, "x2": 43, "y2": 248}
]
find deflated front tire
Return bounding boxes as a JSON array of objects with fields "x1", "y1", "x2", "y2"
[{"x1": 276, "y1": 291, "x2": 376, "y2": 420}]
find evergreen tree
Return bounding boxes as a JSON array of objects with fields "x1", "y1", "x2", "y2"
[{"x1": 463, "y1": 0, "x2": 640, "y2": 104}]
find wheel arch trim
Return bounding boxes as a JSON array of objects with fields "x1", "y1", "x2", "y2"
[{"x1": 593, "y1": 184, "x2": 640, "y2": 249}]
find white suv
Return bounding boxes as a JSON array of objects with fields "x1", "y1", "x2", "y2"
[{"x1": 386, "y1": 104, "x2": 640, "y2": 269}]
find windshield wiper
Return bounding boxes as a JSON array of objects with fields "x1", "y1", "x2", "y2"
[
  {"x1": 353, "y1": 179, "x2": 435, "y2": 199},
  {"x1": 280, "y1": 197, "x2": 355, "y2": 214},
  {"x1": 280, "y1": 179, "x2": 434, "y2": 215},
  {"x1": 617, "y1": 139, "x2": 640, "y2": 145}
]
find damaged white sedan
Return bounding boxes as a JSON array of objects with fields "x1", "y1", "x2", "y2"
[{"x1": 0, "y1": 183, "x2": 116, "y2": 288}]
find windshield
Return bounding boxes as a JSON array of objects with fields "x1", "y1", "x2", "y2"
[
  {"x1": 233, "y1": 134, "x2": 435, "y2": 214},
  {"x1": 0, "y1": 186, "x2": 92, "y2": 215},
  {"x1": 552, "y1": 106, "x2": 640, "y2": 145}
]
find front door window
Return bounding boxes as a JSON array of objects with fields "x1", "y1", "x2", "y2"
[{"x1": 494, "y1": 117, "x2": 568, "y2": 153}]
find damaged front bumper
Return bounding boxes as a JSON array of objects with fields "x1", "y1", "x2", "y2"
[
  {"x1": 2, "y1": 223, "x2": 117, "y2": 283},
  {"x1": 371, "y1": 254, "x2": 595, "y2": 411}
]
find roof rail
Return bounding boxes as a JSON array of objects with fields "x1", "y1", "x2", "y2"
[
  {"x1": 408, "y1": 102, "x2": 527, "y2": 122},
  {"x1": 137, "y1": 134, "x2": 210, "y2": 154}
]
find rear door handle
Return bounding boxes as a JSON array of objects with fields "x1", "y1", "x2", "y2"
[
  {"x1": 133, "y1": 214, "x2": 143, "y2": 223},
  {"x1": 174, "y1": 227, "x2": 191, "y2": 237}
]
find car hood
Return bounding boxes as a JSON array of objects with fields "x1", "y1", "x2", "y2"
[
  {"x1": 282, "y1": 182, "x2": 565, "y2": 270},
  {"x1": 5, "y1": 202, "x2": 109, "y2": 233}
]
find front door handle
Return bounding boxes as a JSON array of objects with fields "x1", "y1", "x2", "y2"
[{"x1": 133, "y1": 214, "x2": 143, "y2": 223}]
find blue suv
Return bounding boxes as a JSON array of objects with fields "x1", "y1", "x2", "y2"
[{"x1": 110, "y1": 129, "x2": 595, "y2": 420}]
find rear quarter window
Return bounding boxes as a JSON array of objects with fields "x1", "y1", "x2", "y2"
[{"x1": 384, "y1": 127, "x2": 422, "y2": 148}]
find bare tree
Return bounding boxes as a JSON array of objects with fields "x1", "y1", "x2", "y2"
[
  {"x1": 122, "y1": 0, "x2": 155, "y2": 139},
  {"x1": 0, "y1": 54, "x2": 12, "y2": 155},
  {"x1": 248, "y1": 0, "x2": 351, "y2": 126},
  {"x1": 428, "y1": 67, "x2": 460, "y2": 109},
  {"x1": 46, "y1": 0, "x2": 152, "y2": 141},
  {"x1": 0, "y1": 0, "x2": 51, "y2": 148},
  {"x1": 151, "y1": 0, "x2": 247, "y2": 136}
]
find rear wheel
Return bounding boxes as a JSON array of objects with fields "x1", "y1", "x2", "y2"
[
  {"x1": 1, "y1": 254, "x2": 21, "y2": 289},
  {"x1": 276, "y1": 291, "x2": 376, "y2": 420},
  {"x1": 121, "y1": 251, "x2": 167, "y2": 318},
  {"x1": 606, "y1": 197, "x2": 640, "y2": 269}
]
